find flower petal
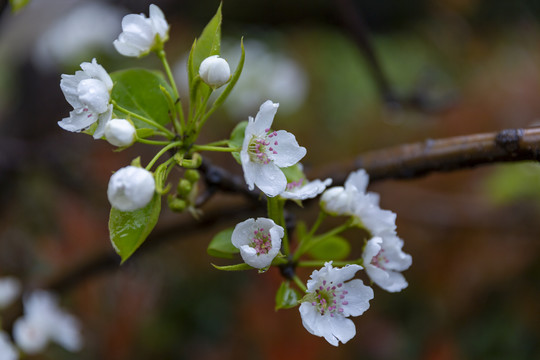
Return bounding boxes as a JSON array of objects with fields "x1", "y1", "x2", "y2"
[
  {"x1": 269, "y1": 130, "x2": 306, "y2": 167},
  {"x1": 251, "y1": 100, "x2": 279, "y2": 135},
  {"x1": 244, "y1": 162, "x2": 287, "y2": 197},
  {"x1": 340, "y1": 279, "x2": 374, "y2": 317}
]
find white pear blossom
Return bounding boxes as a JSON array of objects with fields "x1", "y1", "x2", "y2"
[
  {"x1": 0, "y1": 331, "x2": 18, "y2": 360},
  {"x1": 59, "y1": 58, "x2": 113, "y2": 139},
  {"x1": 199, "y1": 55, "x2": 231, "y2": 88},
  {"x1": 363, "y1": 236, "x2": 412, "y2": 292},
  {"x1": 299, "y1": 262, "x2": 374, "y2": 346},
  {"x1": 105, "y1": 119, "x2": 136, "y2": 147},
  {"x1": 13, "y1": 291, "x2": 82, "y2": 355},
  {"x1": 281, "y1": 178, "x2": 332, "y2": 200},
  {"x1": 321, "y1": 169, "x2": 397, "y2": 237},
  {"x1": 113, "y1": 4, "x2": 169, "y2": 57},
  {"x1": 0, "y1": 277, "x2": 21, "y2": 309},
  {"x1": 107, "y1": 166, "x2": 155, "y2": 212},
  {"x1": 231, "y1": 218, "x2": 284, "y2": 269},
  {"x1": 241, "y1": 101, "x2": 307, "y2": 197}
]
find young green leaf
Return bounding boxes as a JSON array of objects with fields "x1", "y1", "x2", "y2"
[
  {"x1": 207, "y1": 227, "x2": 239, "y2": 259},
  {"x1": 281, "y1": 164, "x2": 305, "y2": 183},
  {"x1": 109, "y1": 193, "x2": 161, "y2": 263},
  {"x1": 190, "y1": 3, "x2": 222, "y2": 76},
  {"x1": 228, "y1": 121, "x2": 247, "y2": 164},
  {"x1": 275, "y1": 281, "x2": 301, "y2": 310},
  {"x1": 307, "y1": 235, "x2": 351, "y2": 261},
  {"x1": 212, "y1": 263, "x2": 253, "y2": 271},
  {"x1": 111, "y1": 69, "x2": 174, "y2": 129},
  {"x1": 9, "y1": 0, "x2": 31, "y2": 12}
]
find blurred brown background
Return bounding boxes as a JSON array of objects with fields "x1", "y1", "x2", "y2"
[{"x1": 1, "y1": 0, "x2": 540, "y2": 359}]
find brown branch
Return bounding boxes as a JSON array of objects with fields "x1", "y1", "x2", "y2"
[{"x1": 342, "y1": 127, "x2": 540, "y2": 183}]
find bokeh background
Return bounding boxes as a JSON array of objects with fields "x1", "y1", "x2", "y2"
[{"x1": 1, "y1": 0, "x2": 540, "y2": 359}]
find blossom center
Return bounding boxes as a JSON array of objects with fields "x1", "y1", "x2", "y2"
[
  {"x1": 311, "y1": 280, "x2": 349, "y2": 317},
  {"x1": 371, "y1": 249, "x2": 389, "y2": 269},
  {"x1": 250, "y1": 227, "x2": 272, "y2": 255},
  {"x1": 286, "y1": 178, "x2": 305, "y2": 191},
  {"x1": 247, "y1": 129, "x2": 279, "y2": 165}
]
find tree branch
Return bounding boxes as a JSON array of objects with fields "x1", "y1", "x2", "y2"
[{"x1": 348, "y1": 127, "x2": 540, "y2": 182}]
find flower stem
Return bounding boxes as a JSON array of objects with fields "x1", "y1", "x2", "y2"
[
  {"x1": 145, "y1": 141, "x2": 182, "y2": 171},
  {"x1": 297, "y1": 259, "x2": 360, "y2": 268},
  {"x1": 112, "y1": 101, "x2": 175, "y2": 138},
  {"x1": 292, "y1": 275, "x2": 307, "y2": 293},
  {"x1": 137, "y1": 138, "x2": 171, "y2": 146},
  {"x1": 157, "y1": 49, "x2": 185, "y2": 134},
  {"x1": 267, "y1": 197, "x2": 289, "y2": 255},
  {"x1": 293, "y1": 218, "x2": 354, "y2": 262},
  {"x1": 191, "y1": 145, "x2": 239, "y2": 152}
]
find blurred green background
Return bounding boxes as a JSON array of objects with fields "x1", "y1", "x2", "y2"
[{"x1": 1, "y1": 0, "x2": 540, "y2": 359}]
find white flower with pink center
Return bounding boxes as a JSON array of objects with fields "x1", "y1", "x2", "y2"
[
  {"x1": 240, "y1": 100, "x2": 307, "y2": 197},
  {"x1": 59, "y1": 58, "x2": 113, "y2": 139},
  {"x1": 231, "y1": 218, "x2": 284, "y2": 269},
  {"x1": 299, "y1": 262, "x2": 374, "y2": 346},
  {"x1": 363, "y1": 236, "x2": 412, "y2": 292},
  {"x1": 113, "y1": 4, "x2": 169, "y2": 57},
  {"x1": 281, "y1": 177, "x2": 332, "y2": 200}
]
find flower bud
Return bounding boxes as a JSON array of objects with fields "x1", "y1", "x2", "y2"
[
  {"x1": 177, "y1": 179, "x2": 192, "y2": 197},
  {"x1": 199, "y1": 55, "x2": 231, "y2": 88},
  {"x1": 184, "y1": 169, "x2": 200, "y2": 183},
  {"x1": 320, "y1": 186, "x2": 354, "y2": 215},
  {"x1": 105, "y1": 119, "x2": 136, "y2": 147},
  {"x1": 168, "y1": 197, "x2": 187, "y2": 212},
  {"x1": 107, "y1": 166, "x2": 155, "y2": 211}
]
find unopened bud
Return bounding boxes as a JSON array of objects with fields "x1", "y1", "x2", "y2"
[
  {"x1": 105, "y1": 119, "x2": 136, "y2": 147},
  {"x1": 107, "y1": 166, "x2": 155, "y2": 211},
  {"x1": 184, "y1": 169, "x2": 200, "y2": 183},
  {"x1": 199, "y1": 55, "x2": 231, "y2": 89},
  {"x1": 177, "y1": 179, "x2": 192, "y2": 196},
  {"x1": 168, "y1": 197, "x2": 187, "y2": 212}
]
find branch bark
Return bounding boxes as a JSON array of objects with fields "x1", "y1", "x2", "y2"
[{"x1": 326, "y1": 127, "x2": 540, "y2": 184}]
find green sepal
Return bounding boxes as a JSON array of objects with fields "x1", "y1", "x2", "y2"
[
  {"x1": 275, "y1": 281, "x2": 301, "y2": 310},
  {"x1": 307, "y1": 235, "x2": 351, "y2": 261},
  {"x1": 110, "y1": 69, "x2": 174, "y2": 129},
  {"x1": 109, "y1": 193, "x2": 161, "y2": 264},
  {"x1": 212, "y1": 263, "x2": 253, "y2": 271},
  {"x1": 228, "y1": 121, "x2": 247, "y2": 164},
  {"x1": 207, "y1": 227, "x2": 239, "y2": 259}
]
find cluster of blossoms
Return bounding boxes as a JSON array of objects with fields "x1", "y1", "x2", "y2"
[
  {"x1": 229, "y1": 101, "x2": 412, "y2": 345},
  {"x1": 56, "y1": 3, "x2": 412, "y2": 349},
  {"x1": 0, "y1": 278, "x2": 82, "y2": 359}
]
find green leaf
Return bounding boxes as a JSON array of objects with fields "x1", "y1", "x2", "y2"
[
  {"x1": 275, "y1": 281, "x2": 301, "y2": 310},
  {"x1": 228, "y1": 121, "x2": 247, "y2": 163},
  {"x1": 190, "y1": 4, "x2": 222, "y2": 77},
  {"x1": 111, "y1": 69, "x2": 174, "y2": 129},
  {"x1": 207, "y1": 227, "x2": 239, "y2": 259},
  {"x1": 187, "y1": 4, "x2": 222, "y2": 120},
  {"x1": 9, "y1": 0, "x2": 30, "y2": 12},
  {"x1": 212, "y1": 263, "x2": 253, "y2": 271},
  {"x1": 109, "y1": 193, "x2": 161, "y2": 263},
  {"x1": 307, "y1": 235, "x2": 351, "y2": 261}
]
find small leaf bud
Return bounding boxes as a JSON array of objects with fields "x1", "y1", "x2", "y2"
[{"x1": 199, "y1": 55, "x2": 231, "y2": 89}]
